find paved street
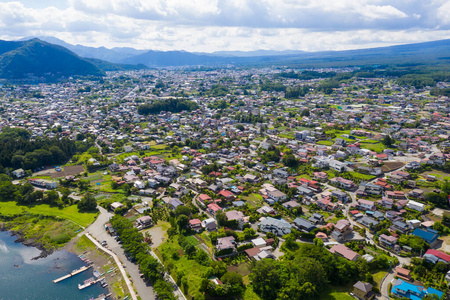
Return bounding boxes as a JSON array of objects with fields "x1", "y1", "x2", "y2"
[{"x1": 87, "y1": 207, "x2": 156, "y2": 300}]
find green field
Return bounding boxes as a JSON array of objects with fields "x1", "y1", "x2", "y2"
[
  {"x1": 321, "y1": 286, "x2": 353, "y2": 300},
  {"x1": 0, "y1": 213, "x2": 82, "y2": 249},
  {"x1": 317, "y1": 140, "x2": 334, "y2": 146},
  {"x1": 0, "y1": 201, "x2": 98, "y2": 227},
  {"x1": 359, "y1": 142, "x2": 386, "y2": 153},
  {"x1": 157, "y1": 235, "x2": 210, "y2": 299},
  {"x1": 242, "y1": 193, "x2": 264, "y2": 208},
  {"x1": 348, "y1": 171, "x2": 376, "y2": 181}
]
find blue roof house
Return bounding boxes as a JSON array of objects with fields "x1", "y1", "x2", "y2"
[
  {"x1": 391, "y1": 279, "x2": 443, "y2": 300},
  {"x1": 411, "y1": 228, "x2": 439, "y2": 244}
]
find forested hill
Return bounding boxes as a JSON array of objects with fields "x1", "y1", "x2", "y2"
[
  {"x1": 0, "y1": 39, "x2": 105, "y2": 79},
  {"x1": 0, "y1": 128, "x2": 92, "y2": 173}
]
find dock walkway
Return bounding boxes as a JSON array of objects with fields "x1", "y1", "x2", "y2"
[{"x1": 53, "y1": 265, "x2": 92, "y2": 283}]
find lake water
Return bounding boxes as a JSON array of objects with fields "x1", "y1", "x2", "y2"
[{"x1": 0, "y1": 231, "x2": 106, "y2": 300}]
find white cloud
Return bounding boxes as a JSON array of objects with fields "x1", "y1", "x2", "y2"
[{"x1": 0, "y1": 0, "x2": 448, "y2": 52}]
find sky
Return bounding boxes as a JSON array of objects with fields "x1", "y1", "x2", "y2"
[{"x1": 0, "y1": 0, "x2": 450, "y2": 52}]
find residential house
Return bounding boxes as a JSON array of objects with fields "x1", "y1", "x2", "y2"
[
  {"x1": 391, "y1": 279, "x2": 443, "y2": 300},
  {"x1": 332, "y1": 190, "x2": 349, "y2": 202},
  {"x1": 189, "y1": 219, "x2": 203, "y2": 232},
  {"x1": 267, "y1": 189, "x2": 287, "y2": 202},
  {"x1": 329, "y1": 159, "x2": 347, "y2": 172},
  {"x1": 12, "y1": 168, "x2": 25, "y2": 178},
  {"x1": 259, "y1": 217, "x2": 292, "y2": 236},
  {"x1": 226, "y1": 210, "x2": 246, "y2": 228},
  {"x1": 353, "y1": 281, "x2": 375, "y2": 300},
  {"x1": 282, "y1": 200, "x2": 301, "y2": 210},
  {"x1": 395, "y1": 267, "x2": 411, "y2": 281},
  {"x1": 330, "y1": 244, "x2": 360, "y2": 261},
  {"x1": 407, "y1": 200, "x2": 425, "y2": 212},
  {"x1": 308, "y1": 213, "x2": 325, "y2": 225},
  {"x1": 356, "y1": 199, "x2": 376, "y2": 211},
  {"x1": 412, "y1": 228, "x2": 439, "y2": 245},
  {"x1": 293, "y1": 217, "x2": 316, "y2": 232},
  {"x1": 379, "y1": 234, "x2": 398, "y2": 249},
  {"x1": 424, "y1": 249, "x2": 450, "y2": 264},
  {"x1": 218, "y1": 190, "x2": 236, "y2": 201},
  {"x1": 216, "y1": 236, "x2": 236, "y2": 252},
  {"x1": 330, "y1": 177, "x2": 355, "y2": 190},
  {"x1": 273, "y1": 168, "x2": 289, "y2": 178},
  {"x1": 390, "y1": 221, "x2": 412, "y2": 234},
  {"x1": 207, "y1": 203, "x2": 222, "y2": 216},
  {"x1": 198, "y1": 194, "x2": 212, "y2": 205},
  {"x1": 136, "y1": 216, "x2": 153, "y2": 229},
  {"x1": 202, "y1": 218, "x2": 217, "y2": 231}
]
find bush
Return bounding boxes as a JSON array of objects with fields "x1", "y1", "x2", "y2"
[{"x1": 237, "y1": 243, "x2": 254, "y2": 252}]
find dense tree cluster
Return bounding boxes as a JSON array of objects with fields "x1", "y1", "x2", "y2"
[
  {"x1": 233, "y1": 112, "x2": 266, "y2": 124},
  {"x1": 0, "y1": 174, "x2": 71, "y2": 207},
  {"x1": 137, "y1": 98, "x2": 199, "y2": 115},
  {"x1": 0, "y1": 128, "x2": 85, "y2": 172},
  {"x1": 110, "y1": 216, "x2": 176, "y2": 299},
  {"x1": 250, "y1": 243, "x2": 386, "y2": 300}
]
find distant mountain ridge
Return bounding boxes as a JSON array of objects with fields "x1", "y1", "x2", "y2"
[
  {"x1": 21, "y1": 36, "x2": 147, "y2": 63},
  {"x1": 0, "y1": 39, "x2": 105, "y2": 79},
  {"x1": 4, "y1": 37, "x2": 450, "y2": 78},
  {"x1": 0, "y1": 38, "x2": 149, "y2": 79}
]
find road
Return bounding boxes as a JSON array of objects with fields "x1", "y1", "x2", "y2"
[
  {"x1": 86, "y1": 207, "x2": 157, "y2": 300},
  {"x1": 86, "y1": 233, "x2": 138, "y2": 300},
  {"x1": 380, "y1": 271, "x2": 395, "y2": 300}
]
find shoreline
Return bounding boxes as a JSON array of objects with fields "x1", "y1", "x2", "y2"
[{"x1": 0, "y1": 224, "x2": 55, "y2": 260}]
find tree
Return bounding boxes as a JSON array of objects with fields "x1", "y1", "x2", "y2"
[
  {"x1": 176, "y1": 215, "x2": 189, "y2": 231},
  {"x1": 174, "y1": 205, "x2": 191, "y2": 217},
  {"x1": 381, "y1": 135, "x2": 395, "y2": 147},
  {"x1": 77, "y1": 193, "x2": 97, "y2": 211},
  {"x1": 282, "y1": 154, "x2": 298, "y2": 168},
  {"x1": 111, "y1": 180, "x2": 118, "y2": 190},
  {"x1": 215, "y1": 210, "x2": 227, "y2": 227},
  {"x1": 44, "y1": 190, "x2": 60, "y2": 205},
  {"x1": 250, "y1": 259, "x2": 283, "y2": 299}
]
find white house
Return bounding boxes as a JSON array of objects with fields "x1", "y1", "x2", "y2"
[
  {"x1": 267, "y1": 189, "x2": 287, "y2": 202},
  {"x1": 12, "y1": 168, "x2": 25, "y2": 178},
  {"x1": 134, "y1": 180, "x2": 146, "y2": 189},
  {"x1": 407, "y1": 200, "x2": 425, "y2": 212},
  {"x1": 329, "y1": 159, "x2": 346, "y2": 172}
]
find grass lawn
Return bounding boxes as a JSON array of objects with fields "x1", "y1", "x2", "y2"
[
  {"x1": 0, "y1": 201, "x2": 98, "y2": 227},
  {"x1": 359, "y1": 142, "x2": 386, "y2": 153},
  {"x1": 297, "y1": 174, "x2": 312, "y2": 180},
  {"x1": 321, "y1": 286, "x2": 353, "y2": 300},
  {"x1": 372, "y1": 271, "x2": 387, "y2": 288},
  {"x1": 317, "y1": 140, "x2": 334, "y2": 146},
  {"x1": 348, "y1": 171, "x2": 376, "y2": 181},
  {"x1": 425, "y1": 171, "x2": 450, "y2": 181},
  {"x1": 0, "y1": 213, "x2": 82, "y2": 249},
  {"x1": 242, "y1": 193, "x2": 264, "y2": 208}
]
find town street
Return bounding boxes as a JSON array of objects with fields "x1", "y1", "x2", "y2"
[{"x1": 86, "y1": 207, "x2": 157, "y2": 300}]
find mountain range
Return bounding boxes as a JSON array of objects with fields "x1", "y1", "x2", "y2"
[
  {"x1": 1, "y1": 37, "x2": 449, "y2": 79},
  {"x1": 33, "y1": 36, "x2": 450, "y2": 68}
]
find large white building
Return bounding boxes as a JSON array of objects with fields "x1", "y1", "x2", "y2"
[{"x1": 407, "y1": 200, "x2": 425, "y2": 212}]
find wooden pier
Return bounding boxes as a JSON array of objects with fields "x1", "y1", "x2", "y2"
[
  {"x1": 53, "y1": 265, "x2": 92, "y2": 283},
  {"x1": 78, "y1": 276, "x2": 104, "y2": 290}
]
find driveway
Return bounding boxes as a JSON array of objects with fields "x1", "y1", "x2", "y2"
[{"x1": 87, "y1": 207, "x2": 156, "y2": 300}]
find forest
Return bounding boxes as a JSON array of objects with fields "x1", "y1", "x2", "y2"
[
  {"x1": 137, "y1": 98, "x2": 199, "y2": 115},
  {"x1": 0, "y1": 127, "x2": 91, "y2": 172}
]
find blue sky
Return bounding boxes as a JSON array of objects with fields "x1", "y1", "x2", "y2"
[{"x1": 0, "y1": 0, "x2": 449, "y2": 52}]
